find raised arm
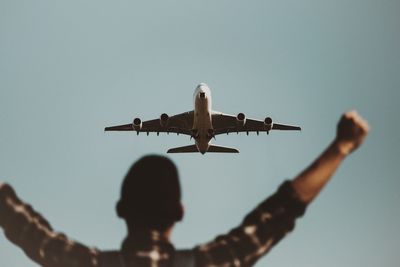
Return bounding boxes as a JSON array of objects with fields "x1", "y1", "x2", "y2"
[
  {"x1": 0, "y1": 184, "x2": 98, "y2": 267},
  {"x1": 291, "y1": 110, "x2": 369, "y2": 204},
  {"x1": 195, "y1": 111, "x2": 369, "y2": 267}
]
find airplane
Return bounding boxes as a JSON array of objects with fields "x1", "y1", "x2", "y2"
[{"x1": 105, "y1": 83, "x2": 301, "y2": 154}]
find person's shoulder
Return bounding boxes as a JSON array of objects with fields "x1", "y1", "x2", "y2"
[
  {"x1": 98, "y1": 250, "x2": 125, "y2": 267},
  {"x1": 174, "y1": 249, "x2": 196, "y2": 267}
]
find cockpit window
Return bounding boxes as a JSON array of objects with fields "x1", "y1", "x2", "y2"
[{"x1": 199, "y1": 92, "x2": 206, "y2": 98}]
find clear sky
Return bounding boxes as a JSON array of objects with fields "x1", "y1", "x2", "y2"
[{"x1": 1, "y1": 1, "x2": 399, "y2": 266}]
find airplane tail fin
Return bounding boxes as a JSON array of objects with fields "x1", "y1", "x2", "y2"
[
  {"x1": 167, "y1": 145, "x2": 199, "y2": 153},
  {"x1": 207, "y1": 145, "x2": 239, "y2": 153}
]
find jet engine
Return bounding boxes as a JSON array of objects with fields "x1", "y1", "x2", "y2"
[
  {"x1": 160, "y1": 113, "x2": 169, "y2": 127},
  {"x1": 236, "y1": 113, "x2": 246, "y2": 127},
  {"x1": 264, "y1": 117, "x2": 273, "y2": 131},
  {"x1": 132, "y1": 118, "x2": 142, "y2": 131}
]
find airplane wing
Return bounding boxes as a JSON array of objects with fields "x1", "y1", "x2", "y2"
[
  {"x1": 211, "y1": 112, "x2": 301, "y2": 135},
  {"x1": 105, "y1": 111, "x2": 194, "y2": 136}
]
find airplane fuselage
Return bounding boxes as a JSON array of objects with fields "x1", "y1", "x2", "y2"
[{"x1": 193, "y1": 83, "x2": 213, "y2": 154}]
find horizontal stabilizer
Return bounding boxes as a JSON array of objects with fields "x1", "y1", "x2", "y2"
[
  {"x1": 167, "y1": 144, "x2": 239, "y2": 153},
  {"x1": 207, "y1": 145, "x2": 239, "y2": 153},
  {"x1": 167, "y1": 145, "x2": 199, "y2": 153}
]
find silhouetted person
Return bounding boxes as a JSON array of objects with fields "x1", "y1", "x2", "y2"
[{"x1": 0, "y1": 111, "x2": 369, "y2": 267}]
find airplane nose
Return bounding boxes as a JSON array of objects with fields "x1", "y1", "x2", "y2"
[{"x1": 197, "y1": 83, "x2": 208, "y2": 90}]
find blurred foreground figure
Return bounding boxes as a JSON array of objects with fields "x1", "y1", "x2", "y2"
[{"x1": 0, "y1": 111, "x2": 369, "y2": 267}]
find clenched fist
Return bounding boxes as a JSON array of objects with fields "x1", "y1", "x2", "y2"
[
  {"x1": 335, "y1": 110, "x2": 369, "y2": 155},
  {"x1": 0, "y1": 183, "x2": 16, "y2": 201}
]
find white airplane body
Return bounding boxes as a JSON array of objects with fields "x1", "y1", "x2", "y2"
[
  {"x1": 105, "y1": 83, "x2": 301, "y2": 154},
  {"x1": 193, "y1": 84, "x2": 213, "y2": 154}
]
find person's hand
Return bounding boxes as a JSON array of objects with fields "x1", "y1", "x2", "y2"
[
  {"x1": 0, "y1": 183, "x2": 15, "y2": 200},
  {"x1": 0, "y1": 183, "x2": 12, "y2": 226},
  {"x1": 0, "y1": 183, "x2": 10, "y2": 200},
  {"x1": 0, "y1": 183, "x2": 17, "y2": 213},
  {"x1": 334, "y1": 110, "x2": 369, "y2": 155}
]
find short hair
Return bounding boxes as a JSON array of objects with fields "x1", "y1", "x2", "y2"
[{"x1": 117, "y1": 155, "x2": 182, "y2": 230}]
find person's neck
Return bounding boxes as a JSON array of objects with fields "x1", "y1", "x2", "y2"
[
  {"x1": 127, "y1": 225, "x2": 173, "y2": 241},
  {"x1": 121, "y1": 225, "x2": 175, "y2": 257}
]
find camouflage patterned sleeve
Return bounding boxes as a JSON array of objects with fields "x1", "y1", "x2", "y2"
[
  {"x1": 0, "y1": 183, "x2": 99, "y2": 267},
  {"x1": 194, "y1": 181, "x2": 307, "y2": 267}
]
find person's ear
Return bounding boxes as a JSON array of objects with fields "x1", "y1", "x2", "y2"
[
  {"x1": 176, "y1": 202, "x2": 184, "y2": 222},
  {"x1": 116, "y1": 200, "x2": 125, "y2": 218}
]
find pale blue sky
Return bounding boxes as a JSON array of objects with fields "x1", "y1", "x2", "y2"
[{"x1": 1, "y1": 1, "x2": 399, "y2": 266}]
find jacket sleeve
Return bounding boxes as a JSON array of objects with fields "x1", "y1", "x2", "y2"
[
  {"x1": 0, "y1": 183, "x2": 99, "y2": 267},
  {"x1": 194, "y1": 181, "x2": 307, "y2": 267}
]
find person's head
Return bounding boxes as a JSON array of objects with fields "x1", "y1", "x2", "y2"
[{"x1": 116, "y1": 155, "x2": 183, "y2": 233}]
